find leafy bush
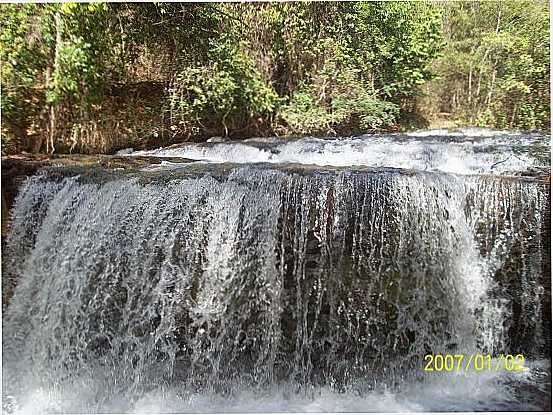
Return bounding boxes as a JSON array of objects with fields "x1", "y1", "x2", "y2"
[
  {"x1": 1, "y1": 5, "x2": 46, "y2": 135},
  {"x1": 278, "y1": 87, "x2": 336, "y2": 135},
  {"x1": 427, "y1": 0, "x2": 550, "y2": 130},
  {"x1": 279, "y1": 50, "x2": 399, "y2": 135},
  {"x1": 280, "y1": 85, "x2": 399, "y2": 136},
  {"x1": 168, "y1": 41, "x2": 281, "y2": 137}
]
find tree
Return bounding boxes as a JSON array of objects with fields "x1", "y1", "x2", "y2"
[{"x1": 427, "y1": 0, "x2": 550, "y2": 129}]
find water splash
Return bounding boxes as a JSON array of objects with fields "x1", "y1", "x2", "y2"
[
  {"x1": 2, "y1": 158, "x2": 549, "y2": 412},
  {"x1": 134, "y1": 130, "x2": 550, "y2": 175}
]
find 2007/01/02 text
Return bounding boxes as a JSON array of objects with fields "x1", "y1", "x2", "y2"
[{"x1": 423, "y1": 354, "x2": 525, "y2": 372}]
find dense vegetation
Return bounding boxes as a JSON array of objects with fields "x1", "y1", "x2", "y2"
[
  {"x1": 425, "y1": 1, "x2": 550, "y2": 130},
  {"x1": 0, "y1": 1, "x2": 549, "y2": 155}
]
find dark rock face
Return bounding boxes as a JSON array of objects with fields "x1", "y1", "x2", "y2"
[{"x1": 2, "y1": 165, "x2": 549, "y2": 401}]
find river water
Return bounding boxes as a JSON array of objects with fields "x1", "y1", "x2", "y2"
[{"x1": 2, "y1": 129, "x2": 551, "y2": 413}]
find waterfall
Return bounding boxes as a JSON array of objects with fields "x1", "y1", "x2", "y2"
[{"x1": 2, "y1": 131, "x2": 550, "y2": 413}]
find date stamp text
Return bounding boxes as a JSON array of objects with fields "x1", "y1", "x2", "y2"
[{"x1": 423, "y1": 354, "x2": 525, "y2": 372}]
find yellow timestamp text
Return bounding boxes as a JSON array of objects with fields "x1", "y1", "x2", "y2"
[{"x1": 423, "y1": 354, "x2": 526, "y2": 372}]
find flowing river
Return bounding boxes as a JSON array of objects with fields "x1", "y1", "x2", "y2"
[{"x1": 2, "y1": 129, "x2": 551, "y2": 413}]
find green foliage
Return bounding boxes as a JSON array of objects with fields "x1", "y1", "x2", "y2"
[
  {"x1": 0, "y1": 3, "x2": 111, "y2": 106},
  {"x1": 350, "y1": 2, "x2": 444, "y2": 102},
  {"x1": 0, "y1": 1, "x2": 548, "y2": 154},
  {"x1": 280, "y1": 85, "x2": 399, "y2": 136},
  {"x1": 46, "y1": 3, "x2": 110, "y2": 105},
  {"x1": 428, "y1": 0, "x2": 550, "y2": 130},
  {"x1": 168, "y1": 41, "x2": 280, "y2": 137},
  {"x1": 1, "y1": 5, "x2": 45, "y2": 119},
  {"x1": 47, "y1": 36, "x2": 98, "y2": 104},
  {"x1": 279, "y1": 88, "x2": 332, "y2": 135},
  {"x1": 279, "y1": 52, "x2": 399, "y2": 135},
  {"x1": 1, "y1": 1, "x2": 114, "y2": 154},
  {"x1": 231, "y1": 2, "x2": 436, "y2": 135}
]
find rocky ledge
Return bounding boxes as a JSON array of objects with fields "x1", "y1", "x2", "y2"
[{"x1": 1, "y1": 153, "x2": 193, "y2": 238}]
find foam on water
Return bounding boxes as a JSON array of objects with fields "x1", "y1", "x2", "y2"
[
  {"x1": 133, "y1": 129, "x2": 549, "y2": 175},
  {"x1": 405, "y1": 127, "x2": 523, "y2": 137},
  {"x1": 5, "y1": 360, "x2": 550, "y2": 413},
  {"x1": 2, "y1": 130, "x2": 550, "y2": 413}
]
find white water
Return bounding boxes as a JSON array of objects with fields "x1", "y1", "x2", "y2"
[
  {"x1": 134, "y1": 129, "x2": 549, "y2": 175},
  {"x1": 2, "y1": 130, "x2": 550, "y2": 413},
  {"x1": 4, "y1": 359, "x2": 550, "y2": 413}
]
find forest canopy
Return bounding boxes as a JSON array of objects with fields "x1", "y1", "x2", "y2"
[{"x1": 0, "y1": 1, "x2": 550, "y2": 154}]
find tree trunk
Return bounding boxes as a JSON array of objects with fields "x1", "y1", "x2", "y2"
[
  {"x1": 476, "y1": 48, "x2": 490, "y2": 106},
  {"x1": 47, "y1": 10, "x2": 63, "y2": 154},
  {"x1": 485, "y1": 10, "x2": 502, "y2": 112},
  {"x1": 468, "y1": 65, "x2": 473, "y2": 123},
  {"x1": 486, "y1": 59, "x2": 498, "y2": 108}
]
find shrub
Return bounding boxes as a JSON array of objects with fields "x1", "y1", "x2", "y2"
[
  {"x1": 278, "y1": 53, "x2": 399, "y2": 135},
  {"x1": 168, "y1": 41, "x2": 281, "y2": 137}
]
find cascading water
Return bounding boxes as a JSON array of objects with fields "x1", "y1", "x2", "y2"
[{"x1": 2, "y1": 129, "x2": 551, "y2": 413}]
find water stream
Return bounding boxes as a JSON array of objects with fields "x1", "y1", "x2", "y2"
[{"x1": 2, "y1": 129, "x2": 551, "y2": 413}]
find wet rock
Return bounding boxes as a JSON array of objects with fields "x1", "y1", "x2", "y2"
[{"x1": 2, "y1": 153, "x2": 194, "y2": 236}]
